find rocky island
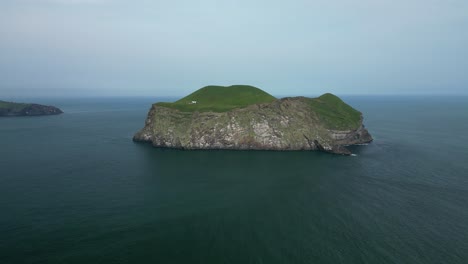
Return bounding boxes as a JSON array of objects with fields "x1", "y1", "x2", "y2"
[
  {"x1": 134, "y1": 85, "x2": 372, "y2": 155},
  {"x1": 0, "y1": 100, "x2": 63, "y2": 117}
]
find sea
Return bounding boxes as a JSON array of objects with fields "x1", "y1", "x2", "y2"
[{"x1": 1, "y1": 95, "x2": 467, "y2": 264}]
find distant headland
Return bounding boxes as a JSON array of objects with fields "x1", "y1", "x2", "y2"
[
  {"x1": 0, "y1": 100, "x2": 63, "y2": 117},
  {"x1": 133, "y1": 85, "x2": 372, "y2": 155}
]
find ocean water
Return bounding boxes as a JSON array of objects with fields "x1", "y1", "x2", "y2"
[{"x1": 1, "y1": 96, "x2": 467, "y2": 264}]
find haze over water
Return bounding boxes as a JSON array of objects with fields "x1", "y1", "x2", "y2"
[{"x1": 1, "y1": 95, "x2": 467, "y2": 263}]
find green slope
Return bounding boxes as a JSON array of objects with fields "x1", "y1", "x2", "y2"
[
  {"x1": 156, "y1": 85, "x2": 277, "y2": 112},
  {"x1": 153, "y1": 86, "x2": 361, "y2": 130},
  {"x1": 308, "y1": 93, "x2": 362, "y2": 130},
  {"x1": 0, "y1": 101, "x2": 29, "y2": 111}
]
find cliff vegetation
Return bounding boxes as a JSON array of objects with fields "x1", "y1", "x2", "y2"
[{"x1": 134, "y1": 85, "x2": 372, "y2": 155}]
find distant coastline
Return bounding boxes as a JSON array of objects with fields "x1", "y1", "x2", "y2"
[{"x1": 0, "y1": 100, "x2": 63, "y2": 117}]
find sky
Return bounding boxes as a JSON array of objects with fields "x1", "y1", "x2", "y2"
[{"x1": 0, "y1": 0, "x2": 467, "y2": 97}]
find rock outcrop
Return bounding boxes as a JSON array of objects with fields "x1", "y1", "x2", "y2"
[{"x1": 134, "y1": 95, "x2": 372, "y2": 155}]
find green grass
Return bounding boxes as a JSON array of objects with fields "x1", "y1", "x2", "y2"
[
  {"x1": 153, "y1": 86, "x2": 361, "y2": 130},
  {"x1": 0, "y1": 100, "x2": 29, "y2": 111},
  {"x1": 156, "y1": 85, "x2": 277, "y2": 112},
  {"x1": 308, "y1": 93, "x2": 362, "y2": 130}
]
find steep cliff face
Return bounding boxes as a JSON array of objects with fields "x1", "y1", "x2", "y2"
[{"x1": 134, "y1": 94, "x2": 372, "y2": 155}]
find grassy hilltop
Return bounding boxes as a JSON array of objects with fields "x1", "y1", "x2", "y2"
[
  {"x1": 0, "y1": 101, "x2": 30, "y2": 111},
  {"x1": 155, "y1": 85, "x2": 361, "y2": 130},
  {"x1": 307, "y1": 93, "x2": 362, "y2": 130},
  {"x1": 156, "y1": 85, "x2": 277, "y2": 112}
]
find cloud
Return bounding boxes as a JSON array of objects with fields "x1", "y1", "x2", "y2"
[{"x1": 1, "y1": 0, "x2": 467, "y2": 96}]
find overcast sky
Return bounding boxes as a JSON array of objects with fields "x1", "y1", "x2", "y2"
[{"x1": 1, "y1": 0, "x2": 467, "y2": 97}]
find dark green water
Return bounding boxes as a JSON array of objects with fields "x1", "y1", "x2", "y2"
[{"x1": 1, "y1": 96, "x2": 467, "y2": 263}]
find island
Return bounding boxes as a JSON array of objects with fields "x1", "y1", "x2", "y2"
[
  {"x1": 133, "y1": 85, "x2": 372, "y2": 155},
  {"x1": 0, "y1": 100, "x2": 63, "y2": 117}
]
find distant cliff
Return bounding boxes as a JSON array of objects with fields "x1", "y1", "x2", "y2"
[
  {"x1": 0, "y1": 100, "x2": 63, "y2": 117},
  {"x1": 134, "y1": 85, "x2": 372, "y2": 155}
]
